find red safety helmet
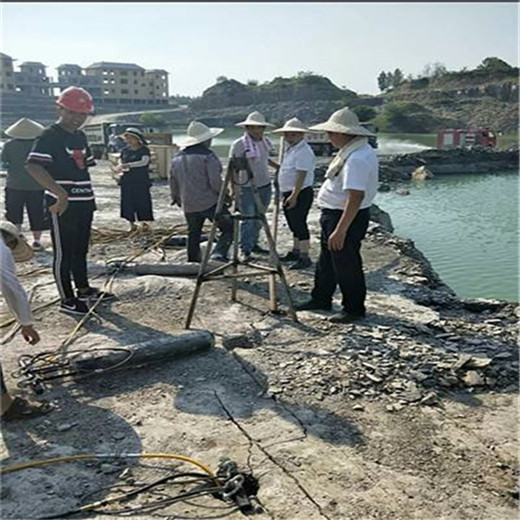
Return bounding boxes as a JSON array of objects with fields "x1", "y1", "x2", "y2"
[{"x1": 57, "y1": 86, "x2": 94, "y2": 114}]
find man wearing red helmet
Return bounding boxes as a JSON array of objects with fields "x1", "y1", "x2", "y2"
[{"x1": 26, "y1": 86, "x2": 114, "y2": 316}]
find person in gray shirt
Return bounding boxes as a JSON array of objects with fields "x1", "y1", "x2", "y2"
[
  {"x1": 169, "y1": 122, "x2": 233, "y2": 262},
  {"x1": 1, "y1": 118, "x2": 47, "y2": 251}
]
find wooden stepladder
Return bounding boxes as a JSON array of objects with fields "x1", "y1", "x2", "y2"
[{"x1": 185, "y1": 156, "x2": 298, "y2": 329}]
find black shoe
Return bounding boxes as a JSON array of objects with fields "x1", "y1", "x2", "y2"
[
  {"x1": 289, "y1": 256, "x2": 312, "y2": 270},
  {"x1": 295, "y1": 299, "x2": 332, "y2": 311},
  {"x1": 280, "y1": 250, "x2": 299, "y2": 262},
  {"x1": 77, "y1": 287, "x2": 116, "y2": 302},
  {"x1": 60, "y1": 298, "x2": 90, "y2": 316},
  {"x1": 252, "y1": 245, "x2": 269, "y2": 255},
  {"x1": 328, "y1": 311, "x2": 366, "y2": 324}
]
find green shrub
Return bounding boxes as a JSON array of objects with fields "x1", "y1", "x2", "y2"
[{"x1": 353, "y1": 105, "x2": 376, "y2": 121}]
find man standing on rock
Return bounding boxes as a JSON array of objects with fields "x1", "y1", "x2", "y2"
[
  {"x1": 229, "y1": 111, "x2": 278, "y2": 263},
  {"x1": 296, "y1": 107, "x2": 378, "y2": 323},
  {"x1": 26, "y1": 86, "x2": 115, "y2": 316}
]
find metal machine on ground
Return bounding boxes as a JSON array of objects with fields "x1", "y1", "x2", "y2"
[{"x1": 185, "y1": 156, "x2": 298, "y2": 329}]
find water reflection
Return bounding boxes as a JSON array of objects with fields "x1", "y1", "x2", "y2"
[{"x1": 377, "y1": 172, "x2": 519, "y2": 301}]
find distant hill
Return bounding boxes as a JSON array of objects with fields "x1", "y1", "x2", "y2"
[
  {"x1": 188, "y1": 74, "x2": 363, "y2": 127},
  {"x1": 188, "y1": 64, "x2": 518, "y2": 133},
  {"x1": 191, "y1": 74, "x2": 355, "y2": 110},
  {"x1": 377, "y1": 66, "x2": 519, "y2": 133}
]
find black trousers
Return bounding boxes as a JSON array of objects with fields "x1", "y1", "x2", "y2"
[
  {"x1": 185, "y1": 204, "x2": 233, "y2": 262},
  {"x1": 5, "y1": 188, "x2": 47, "y2": 231},
  {"x1": 282, "y1": 186, "x2": 314, "y2": 241},
  {"x1": 311, "y1": 208, "x2": 370, "y2": 315},
  {"x1": 50, "y1": 206, "x2": 93, "y2": 301},
  {"x1": 120, "y1": 183, "x2": 154, "y2": 223}
]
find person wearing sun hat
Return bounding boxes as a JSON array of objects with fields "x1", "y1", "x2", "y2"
[
  {"x1": 229, "y1": 111, "x2": 278, "y2": 262},
  {"x1": 295, "y1": 107, "x2": 378, "y2": 324},
  {"x1": 0, "y1": 221, "x2": 53, "y2": 420},
  {"x1": 115, "y1": 127, "x2": 154, "y2": 233},
  {"x1": 169, "y1": 121, "x2": 233, "y2": 263},
  {"x1": 25, "y1": 86, "x2": 115, "y2": 317},
  {"x1": 271, "y1": 117, "x2": 316, "y2": 270},
  {"x1": 1, "y1": 118, "x2": 47, "y2": 251}
]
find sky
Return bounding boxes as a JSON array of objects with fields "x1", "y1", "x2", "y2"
[{"x1": 1, "y1": 2, "x2": 518, "y2": 97}]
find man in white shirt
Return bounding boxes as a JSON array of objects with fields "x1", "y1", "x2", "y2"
[
  {"x1": 271, "y1": 118, "x2": 316, "y2": 270},
  {"x1": 296, "y1": 108, "x2": 378, "y2": 323},
  {"x1": 0, "y1": 221, "x2": 50, "y2": 420}
]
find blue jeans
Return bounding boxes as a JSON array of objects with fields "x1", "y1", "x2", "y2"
[{"x1": 239, "y1": 183, "x2": 272, "y2": 254}]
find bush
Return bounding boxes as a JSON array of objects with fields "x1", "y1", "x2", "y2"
[
  {"x1": 139, "y1": 113, "x2": 166, "y2": 128},
  {"x1": 373, "y1": 102, "x2": 439, "y2": 133},
  {"x1": 353, "y1": 105, "x2": 376, "y2": 122}
]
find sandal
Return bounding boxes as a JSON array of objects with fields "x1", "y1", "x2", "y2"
[{"x1": 2, "y1": 397, "x2": 53, "y2": 421}]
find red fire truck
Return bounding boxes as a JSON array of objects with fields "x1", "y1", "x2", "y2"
[{"x1": 436, "y1": 128, "x2": 497, "y2": 150}]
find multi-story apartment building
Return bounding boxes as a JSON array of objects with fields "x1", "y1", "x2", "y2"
[
  {"x1": 0, "y1": 54, "x2": 51, "y2": 95},
  {"x1": 16, "y1": 62, "x2": 52, "y2": 95},
  {"x1": 57, "y1": 64, "x2": 103, "y2": 98},
  {"x1": 82, "y1": 62, "x2": 169, "y2": 106},
  {"x1": 0, "y1": 54, "x2": 170, "y2": 107},
  {"x1": 145, "y1": 69, "x2": 169, "y2": 102},
  {"x1": 0, "y1": 53, "x2": 16, "y2": 92}
]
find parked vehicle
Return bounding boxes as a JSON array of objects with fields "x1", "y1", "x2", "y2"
[
  {"x1": 437, "y1": 128, "x2": 497, "y2": 150},
  {"x1": 305, "y1": 122, "x2": 378, "y2": 156},
  {"x1": 82, "y1": 122, "x2": 157, "y2": 159}
]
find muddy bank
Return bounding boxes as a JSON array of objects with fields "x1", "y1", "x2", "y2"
[
  {"x1": 313, "y1": 148, "x2": 519, "y2": 186},
  {"x1": 1, "y1": 161, "x2": 518, "y2": 520}
]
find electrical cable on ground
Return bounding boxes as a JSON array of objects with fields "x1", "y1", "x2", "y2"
[
  {"x1": 1, "y1": 454, "x2": 260, "y2": 519},
  {"x1": 11, "y1": 224, "x2": 191, "y2": 391}
]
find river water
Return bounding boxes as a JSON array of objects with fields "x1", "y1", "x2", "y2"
[{"x1": 168, "y1": 128, "x2": 519, "y2": 302}]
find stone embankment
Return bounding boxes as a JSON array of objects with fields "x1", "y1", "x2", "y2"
[{"x1": 315, "y1": 148, "x2": 519, "y2": 185}]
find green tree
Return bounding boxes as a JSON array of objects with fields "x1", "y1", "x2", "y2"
[
  {"x1": 377, "y1": 71, "x2": 388, "y2": 92},
  {"x1": 373, "y1": 102, "x2": 437, "y2": 133},
  {"x1": 139, "y1": 113, "x2": 166, "y2": 128},
  {"x1": 296, "y1": 70, "x2": 315, "y2": 78},
  {"x1": 391, "y1": 68, "x2": 404, "y2": 88},
  {"x1": 246, "y1": 79, "x2": 259, "y2": 86},
  {"x1": 422, "y1": 62, "x2": 448, "y2": 78},
  {"x1": 477, "y1": 57, "x2": 513, "y2": 72},
  {"x1": 353, "y1": 105, "x2": 376, "y2": 121},
  {"x1": 216, "y1": 75, "x2": 228, "y2": 83}
]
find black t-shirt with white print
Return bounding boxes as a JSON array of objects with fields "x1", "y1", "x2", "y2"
[{"x1": 26, "y1": 123, "x2": 96, "y2": 211}]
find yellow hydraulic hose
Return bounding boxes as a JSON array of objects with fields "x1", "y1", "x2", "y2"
[{"x1": 0, "y1": 452, "x2": 215, "y2": 478}]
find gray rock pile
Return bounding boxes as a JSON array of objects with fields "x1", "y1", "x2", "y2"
[{"x1": 261, "y1": 310, "x2": 518, "y2": 409}]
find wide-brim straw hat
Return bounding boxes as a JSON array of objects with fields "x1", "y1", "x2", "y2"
[
  {"x1": 123, "y1": 127, "x2": 148, "y2": 145},
  {"x1": 181, "y1": 121, "x2": 224, "y2": 148},
  {"x1": 309, "y1": 107, "x2": 375, "y2": 137},
  {"x1": 235, "y1": 111, "x2": 274, "y2": 128},
  {"x1": 0, "y1": 221, "x2": 34, "y2": 262},
  {"x1": 5, "y1": 118, "x2": 45, "y2": 140},
  {"x1": 272, "y1": 117, "x2": 309, "y2": 134}
]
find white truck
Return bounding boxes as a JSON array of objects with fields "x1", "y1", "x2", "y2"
[
  {"x1": 82, "y1": 122, "x2": 156, "y2": 159},
  {"x1": 306, "y1": 122, "x2": 378, "y2": 156}
]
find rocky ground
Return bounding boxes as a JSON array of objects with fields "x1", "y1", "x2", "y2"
[{"x1": 0, "y1": 160, "x2": 518, "y2": 520}]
